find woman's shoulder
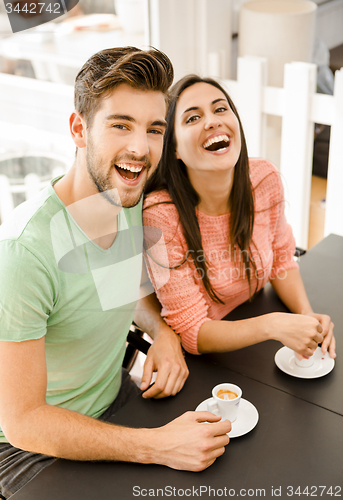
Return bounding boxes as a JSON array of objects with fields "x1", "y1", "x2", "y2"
[
  {"x1": 143, "y1": 190, "x2": 179, "y2": 224},
  {"x1": 249, "y1": 158, "x2": 282, "y2": 195},
  {"x1": 143, "y1": 190, "x2": 184, "y2": 244},
  {"x1": 249, "y1": 158, "x2": 279, "y2": 185},
  {"x1": 143, "y1": 189, "x2": 173, "y2": 207}
]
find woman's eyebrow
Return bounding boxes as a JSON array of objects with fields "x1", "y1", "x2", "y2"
[
  {"x1": 182, "y1": 98, "x2": 227, "y2": 116},
  {"x1": 182, "y1": 106, "x2": 199, "y2": 115},
  {"x1": 212, "y1": 98, "x2": 227, "y2": 105}
]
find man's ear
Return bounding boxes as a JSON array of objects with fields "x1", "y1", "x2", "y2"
[{"x1": 70, "y1": 110, "x2": 87, "y2": 148}]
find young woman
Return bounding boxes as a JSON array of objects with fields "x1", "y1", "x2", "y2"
[{"x1": 143, "y1": 75, "x2": 336, "y2": 358}]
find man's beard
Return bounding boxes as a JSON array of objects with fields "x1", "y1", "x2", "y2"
[{"x1": 86, "y1": 138, "x2": 151, "y2": 208}]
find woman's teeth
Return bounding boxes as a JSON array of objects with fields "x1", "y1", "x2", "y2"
[{"x1": 203, "y1": 135, "x2": 230, "y2": 151}]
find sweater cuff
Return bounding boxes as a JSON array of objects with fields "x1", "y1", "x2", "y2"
[{"x1": 179, "y1": 317, "x2": 212, "y2": 355}]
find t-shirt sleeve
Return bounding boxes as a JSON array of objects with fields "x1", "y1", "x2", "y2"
[
  {"x1": 143, "y1": 197, "x2": 211, "y2": 355},
  {"x1": 268, "y1": 170, "x2": 299, "y2": 279},
  {"x1": 0, "y1": 240, "x2": 55, "y2": 341}
]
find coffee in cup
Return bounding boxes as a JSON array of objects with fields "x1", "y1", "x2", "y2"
[
  {"x1": 207, "y1": 383, "x2": 242, "y2": 422},
  {"x1": 217, "y1": 389, "x2": 238, "y2": 400}
]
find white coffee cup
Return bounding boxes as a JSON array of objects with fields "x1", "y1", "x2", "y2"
[
  {"x1": 294, "y1": 350, "x2": 315, "y2": 368},
  {"x1": 207, "y1": 383, "x2": 242, "y2": 422}
]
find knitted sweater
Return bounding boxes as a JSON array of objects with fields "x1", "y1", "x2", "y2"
[{"x1": 143, "y1": 159, "x2": 298, "y2": 354}]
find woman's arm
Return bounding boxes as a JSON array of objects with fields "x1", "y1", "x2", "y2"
[
  {"x1": 271, "y1": 268, "x2": 336, "y2": 358},
  {"x1": 197, "y1": 311, "x2": 323, "y2": 355},
  {"x1": 264, "y1": 168, "x2": 335, "y2": 358}
]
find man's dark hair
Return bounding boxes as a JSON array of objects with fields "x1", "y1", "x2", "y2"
[{"x1": 74, "y1": 46, "x2": 174, "y2": 127}]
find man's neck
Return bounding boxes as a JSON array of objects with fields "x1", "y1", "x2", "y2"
[{"x1": 53, "y1": 164, "x2": 121, "y2": 250}]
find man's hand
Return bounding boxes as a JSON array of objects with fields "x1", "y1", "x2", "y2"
[
  {"x1": 149, "y1": 411, "x2": 231, "y2": 471},
  {"x1": 140, "y1": 327, "x2": 189, "y2": 399}
]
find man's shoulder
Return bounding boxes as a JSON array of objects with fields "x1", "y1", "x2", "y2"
[{"x1": 0, "y1": 186, "x2": 64, "y2": 260}]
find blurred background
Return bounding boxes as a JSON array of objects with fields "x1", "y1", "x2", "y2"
[{"x1": 0, "y1": 0, "x2": 342, "y2": 250}]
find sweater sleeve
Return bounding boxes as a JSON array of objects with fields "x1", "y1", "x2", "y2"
[
  {"x1": 267, "y1": 168, "x2": 299, "y2": 279},
  {"x1": 143, "y1": 193, "x2": 211, "y2": 354}
]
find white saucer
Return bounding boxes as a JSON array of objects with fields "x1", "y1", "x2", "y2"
[
  {"x1": 195, "y1": 398, "x2": 259, "y2": 438},
  {"x1": 274, "y1": 346, "x2": 335, "y2": 379}
]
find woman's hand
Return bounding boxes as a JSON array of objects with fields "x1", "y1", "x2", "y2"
[
  {"x1": 302, "y1": 312, "x2": 336, "y2": 359},
  {"x1": 270, "y1": 270, "x2": 336, "y2": 357},
  {"x1": 266, "y1": 312, "x2": 324, "y2": 356}
]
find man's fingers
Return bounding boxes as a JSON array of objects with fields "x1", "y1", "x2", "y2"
[
  {"x1": 194, "y1": 411, "x2": 221, "y2": 423},
  {"x1": 158, "y1": 364, "x2": 187, "y2": 398},
  {"x1": 142, "y1": 366, "x2": 169, "y2": 398},
  {"x1": 171, "y1": 364, "x2": 189, "y2": 396},
  {"x1": 213, "y1": 419, "x2": 232, "y2": 436},
  {"x1": 151, "y1": 372, "x2": 178, "y2": 399},
  {"x1": 211, "y1": 435, "x2": 230, "y2": 449},
  {"x1": 171, "y1": 373, "x2": 187, "y2": 396},
  {"x1": 140, "y1": 358, "x2": 154, "y2": 391},
  {"x1": 194, "y1": 412, "x2": 232, "y2": 435},
  {"x1": 144, "y1": 358, "x2": 188, "y2": 399}
]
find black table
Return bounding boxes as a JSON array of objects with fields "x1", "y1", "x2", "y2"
[
  {"x1": 12, "y1": 235, "x2": 343, "y2": 499},
  {"x1": 206, "y1": 234, "x2": 342, "y2": 415}
]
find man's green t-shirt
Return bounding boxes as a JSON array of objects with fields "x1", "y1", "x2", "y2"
[{"x1": 0, "y1": 179, "x2": 143, "y2": 442}]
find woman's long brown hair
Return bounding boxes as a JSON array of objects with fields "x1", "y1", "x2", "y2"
[{"x1": 144, "y1": 75, "x2": 258, "y2": 303}]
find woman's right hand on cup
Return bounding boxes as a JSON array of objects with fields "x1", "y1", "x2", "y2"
[{"x1": 266, "y1": 312, "x2": 324, "y2": 356}]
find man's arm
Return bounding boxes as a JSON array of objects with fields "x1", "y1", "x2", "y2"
[
  {"x1": 133, "y1": 272, "x2": 189, "y2": 398},
  {"x1": 0, "y1": 338, "x2": 230, "y2": 469}
]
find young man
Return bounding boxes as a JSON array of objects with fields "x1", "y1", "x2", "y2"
[{"x1": 0, "y1": 47, "x2": 231, "y2": 498}]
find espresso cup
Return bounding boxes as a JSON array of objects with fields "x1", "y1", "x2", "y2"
[
  {"x1": 294, "y1": 350, "x2": 315, "y2": 368},
  {"x1": 207, "y1": 383, "x2": 242, "y2": 422}
]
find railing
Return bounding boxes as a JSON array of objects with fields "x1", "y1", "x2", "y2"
[{"x1": 223, "y1": 56, "x2": 343, "y2": 249}]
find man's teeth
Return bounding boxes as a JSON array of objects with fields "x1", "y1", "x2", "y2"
[
  {"x1": 116, "y1": 163, "x2": 143, "y2": 173},
  {"x1": 203, "y1": 135, "x2": 230, "y2": 150}
]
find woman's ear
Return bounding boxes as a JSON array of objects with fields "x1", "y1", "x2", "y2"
[{"x1": 69, "y1": 110, "x2": 87, "y2": 149}]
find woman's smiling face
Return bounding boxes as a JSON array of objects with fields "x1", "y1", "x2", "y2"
[{"x1": 174, "y1": 82, "x2": 241, "y2": 176}]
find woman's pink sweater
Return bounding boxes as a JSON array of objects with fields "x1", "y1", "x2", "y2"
[{"x1": 143, "y1": 159, "x2": 298, "y2": 354}]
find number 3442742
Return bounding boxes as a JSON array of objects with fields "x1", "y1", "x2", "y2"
[
  {"x1": 5, "y1": 2, "x2": 63, "y2": 16},
  {"x1": 287, "y1": 486, "x2": 341, "y2": 497}
]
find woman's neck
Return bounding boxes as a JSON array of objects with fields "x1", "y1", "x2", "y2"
[{"x1": 188, "y1": 168, "x2": 234, "y2": 216}]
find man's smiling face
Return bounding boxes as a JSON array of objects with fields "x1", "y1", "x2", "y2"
[{"x1": 85, "y1": 84, "x2": 167, "y2": 208}]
